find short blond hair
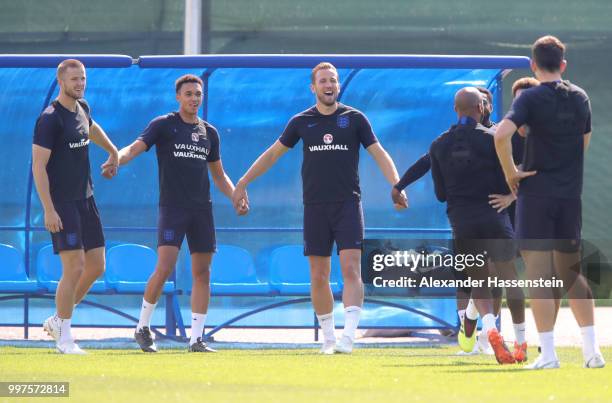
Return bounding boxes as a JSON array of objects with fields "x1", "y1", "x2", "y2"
[
  {"x1": 311, "y1": 62, "x2": 338, "y2": 83},
  {"x1": 57, "y1": 59, "x2": 85, "y2": 79}
]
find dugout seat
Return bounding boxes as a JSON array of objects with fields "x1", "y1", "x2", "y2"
[
  {"x1": 105, "y1": 244, "x2": 174, "y2": 294},
  {"x1": 269, "y1": 245, "x2": 343, "y2": 296},
  {"x1": 0, "y1": 244, "x2": 40, "y2": 293},
  {"x1": 210, "y1": 245, "x2": 271, "y2": 296},
  {"x1": 36, "y1": 244, "x2": 107, "y2": 293}
]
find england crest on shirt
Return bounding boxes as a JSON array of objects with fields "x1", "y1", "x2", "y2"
[
  {"x1": 191, "y1": 132, "x2": 199, "y2": 142},
  {"x1": 337, "y1": 115, "x2": 349, "y2": 128}
]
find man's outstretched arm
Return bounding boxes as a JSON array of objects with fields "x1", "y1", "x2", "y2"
[
  {"x1": 367, "y1": 142, "x2": 408, "y2": 209},
  {"x1": 232, "y1": 140, "x2": 290, "y2": 209}
]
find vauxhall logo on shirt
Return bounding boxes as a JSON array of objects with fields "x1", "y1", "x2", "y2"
[
  {"x1": 171, "y1": 122, "x2": 210, "y2": 161},
  {"x1": 68, "y1": 138, "x2": 89, "y2": 149},
  {"x1": 173, "y1": 142, "x2": 210, "y2": 160},
  {"x1": 308, "y1": 133, "x2": 349, "y2": 152}
]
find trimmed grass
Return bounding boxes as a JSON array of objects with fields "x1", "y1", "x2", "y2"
[{"x1": 0, "y1": 346, "x2": 610, "y2": 402}]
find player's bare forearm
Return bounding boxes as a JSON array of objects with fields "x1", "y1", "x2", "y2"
[
  {"x1": 367, "y1": 143, "x2": 400, "y2": 185},
  {"x1": 32, "y1": 164, "x2": 54, "y2": 212},
  {"x1": 584, "y1": 132, "x2": 591, "y2": 153},
  {"x1": 90, "y1": 121, "x2": 119, "y2": 179},
  {"x1": 237, "y1": 140, "x2": 289, "y2": 189},
  {"x1": 118, "y1": 140, "x2": 147, "y2": 166},
  {"x1": 209, "y1": 160, "x2": 235, "y2": 200},
  {"x1": 32, "y1": 145, "x2": 64, "y2": 232},
  {"x1": 31, "y1": 145, "x2": 54, "y2": 212},
  {"x1": 89, "y1": 121, "x2": 118, "y2": 156}
]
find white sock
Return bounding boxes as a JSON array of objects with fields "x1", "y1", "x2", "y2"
[
  {"x1": 190, "y1": 313, "x2": 207, "y2": 345},
  {"x1": 481, "y1": 313, "x2": 497, "y2": 334},
  {"x1": 477, "y1": 332, "x2": 490, "y2": 349},
  {"x1": 465, "y1": 299, "x2": 478, "y2": 321},
  {"x1": 137, "y1": 299, "x2": 157, "y2": 331},
  {"x1": 58, "y1": 317, "x2": 72, "y2": 344},
  {"x1": 317, "y1": 312, "x2": 336, "y2": 344},
  {"x1": 539, "y1": 331, "x2": 558, "y2": 362},
  {"x1": 580, "y1": 326, "x2": 601, "y2": 360},
  {"x1": 342, "y1": 306, "x2": 362, "y2": 342},
  {"x1": 513, "y1": 322, "x2": 526, "y2": 345},
  {"x1": 457, "y1": 309, "x2": 466, "y2": 323}
]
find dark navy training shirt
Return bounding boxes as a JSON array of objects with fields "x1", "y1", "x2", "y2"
[
  {"x1": 395, "y1": 120, "x2": 496, "y2": 191},
  {"x1": 395, "y1": 154, "x2": 431, "y2": 191},
  {"x1": 138, "y1": 112, "x2": 220, "y2": 209},
  {"x1": 429, "y1": 118, "x2": 509, "y2": 222},
  {"x1": 279, "y1": 103, "x2": 378, "y2": 204},
  {"x1": 505, "y1": 80, "x2": 591, "y2": 198},
  {"x1": 511, "y1": 131, "x2": 525, "y2": 165},
  {"x1": 33, "y1": 99, "x2": 94, "y2": 203}
]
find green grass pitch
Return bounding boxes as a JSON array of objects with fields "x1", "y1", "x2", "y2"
[{"x1": 1, "y1": 346, "x2": 610, "y2": 402}]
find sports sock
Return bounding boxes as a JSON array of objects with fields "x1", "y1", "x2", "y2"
[
  {"x1": 580, "y1": 325, "x2": 602, "y2": 360},
  {"x1": 58, "y1": 317, "x2": 73, "y2": 344},
  {"x1": 137, "y1": 299, "x2": 157, "y2": 331},
  {"x1": 463, "y1": 301, "x2": 478, "y2": 337},
  {"x1": 513, "y1": 322, "x2": 526, "y2": 345},
  {"x1": 465, "y1": 299, "x2": 478, "y2": 320},
  {"x1": 481, "y1": 313, "x2": 497, "y2": 334},
  {"x1": 538, "y1": 331, "x2": 558, "y2": 362},
  {"x1": 316, "y1": 312, "x2": 336, "y2": 344},
  {"x1": 457, "y1": 309, "x2": 466, "y2": 323},
  {"x1": 190, "y1": 313, "x2": 207, "y2": 345},
  {"x1": 477, "y1": 331, "x2": 490, "y2": 350},
  {"x1": 342, "y1": 306, "x2": 362, "y2": 342}
]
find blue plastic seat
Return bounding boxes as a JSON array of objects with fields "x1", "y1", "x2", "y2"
[
  {"x1": 210, "y1": 245, "x2": 271, "y2": 296},
  {"x1": 36, "y1": 244, "x2": 107, "y2": 293},
  {"x1": 105, "y1": 244, "x2": 174, "y2": 294},
  {"x1": 0, "y1": 244, "x2": 40, "y2": 293},
  {"x1": 269, "y1": 245, "x2": 342, "y2": 296}
]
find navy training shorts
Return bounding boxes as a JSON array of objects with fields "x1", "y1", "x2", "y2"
[
  {"x1": 303, "y1": 200, "x2": 364, "y2": 256},
  {"x1": 51, "y1": 196, "x2": 105, "y2": 254},
  {"x1": 158, "y1": 205, "x2": 216, "y2": 253},
  {"x1": 515, "y1": 194, "x2": 581, "y2": 253}
]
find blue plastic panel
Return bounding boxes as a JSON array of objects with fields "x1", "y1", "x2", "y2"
[{"x1": 0, "y1": 54, "x2": 525, "y2": 328}]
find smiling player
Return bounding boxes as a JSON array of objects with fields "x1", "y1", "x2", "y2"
[
  {"x1": 232, "y1": 62, "x2": 407, "y2": 354},
  {"x1": 116, "y1": 74, "x2": 247, "y2": 353}
]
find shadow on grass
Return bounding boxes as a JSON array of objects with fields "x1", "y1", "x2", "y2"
[
  {"x1": 443, "y1": 367, "x2": 529, "y2": 373},
  {"x1": 383, "y1": 361, "x2": 498, "y2": 368}
]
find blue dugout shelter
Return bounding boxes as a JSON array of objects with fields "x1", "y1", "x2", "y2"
[{"x1": 0, "y1": 54, "x2": 529, "y2": 338}]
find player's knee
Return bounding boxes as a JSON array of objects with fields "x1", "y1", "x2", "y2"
[
  {"x1": 310, "y1": 270, "x2": 330, "y2": 287},
  {"x1": 505, "y1": 286, "x2": 524, "y2": 301},
  {"x1": 61, "y1": 253, "x2": 85, "y2": 277},
  {"x1": 192, "y1": 266, "x2": 211, "y2": 284},
  {"x1": 341, "y1": 260, "x2": 361, "y2": 283},
  {"x1": 153, "y1": 263, "x2": 174, "y2": 280},
  {"x1": 89, "y1": 263, "x2": 105, "y2": 279}
]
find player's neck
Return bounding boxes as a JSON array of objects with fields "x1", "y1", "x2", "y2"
[
  {"x1": 179, "y1": 110, "x2": 199, "y2": 124},
  {"x1": 315, "y1": 102, "x2": 338, "y2": 116},
  {"x1": 457, "y1": 113, "x2": 480, "y2": 124},
  {"x1": 57, "y1": 93, "x2": 78, "y2": 112},
  {"x1": 536, "y1": 71, "x2": 563, "y2": 83}
]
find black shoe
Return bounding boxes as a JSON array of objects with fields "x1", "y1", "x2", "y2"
[
  {"x1": 135, "y1": 327, "x2": 157, "y2": 353},
  {"x1": 188, "y1": 337, "x2": 217, "y2": 353}
]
